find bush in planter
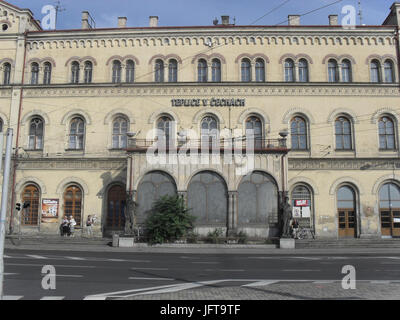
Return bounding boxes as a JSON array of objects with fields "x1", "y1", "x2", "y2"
[
  {"x1": 187, "y1": 231, "x2": 200, "y2": 244},
  {"x1": 205, "y1": 228, "x2": 225, "y2": 244},
  {"x1": 145, "y1": 195, "x2": 196, "y2": 245},
  {"x1": 237, "y1": 231, "x2": 248, "y2": 244}
]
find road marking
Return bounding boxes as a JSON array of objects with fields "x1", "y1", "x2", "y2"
[
  {"x1": 313, "y1": 281, "x2": 336, "y2": 284},
  {"x1": 5, "y1": 263, "x2": 95, "y2": 268},
  {"x1": 282, "y1": 269, "x2": 321, "y2": 272},
  {"x1": 129, "y1": 277, "x2": 175, "y2": 281},
  {"x1": 3, "y1": 296, "x2": 23, "y2": 300},
  {"x1": 56, "y1": 275, "x2": 83, "y2": 278},
  {"x1": 370, "y1": 281, "x2": 391, "y2": 284},
  {"x1": 65, "y1": 256, "x2": 86, "y2": 261},
  {"x1": 26, "y1": 255, "x2": 47, "y2": 259},
  {"x1": 85, "y1": 284, "x2": 181, "y2": 298},
  {"x1": 290, "y1": 257, "x2": 321, "y2": 261},
  {"x1": 131, "y1": 267, "x2": 168, "y2": 271},
  {"x1": 4, "y1": 273, "x2": 19, "y2": 276},
  {"x1": 243, "y1": 281, "x2": 278, "y2": 287},
  {"x1": 192, "y1": 262, "x2": 220, "y2": 264},
  {"x1": 4, "y1": 255, "x2": 11, "y2": 258},
  {"x1": 40, "y1": 296, "x2": 65, "y2": 300},
  {"x1": 83, "y1": 296, "x2": 107, "y2": 300},
  {"x1": 108, "y1": 259, "x2": 126, "y2": 262}
]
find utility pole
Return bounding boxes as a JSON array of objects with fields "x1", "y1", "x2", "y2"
[{"x1": 0, "y1": 128, "x2": 14, "y2": 300}]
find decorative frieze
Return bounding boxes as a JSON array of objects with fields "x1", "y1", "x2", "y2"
[
  {"x1": 289, "y1": 158, "x2": 400, "y2": 171},
  {"x1": 21, "y1": 85, "x2": 400, "y2": 98},
  {"x1": 17, "y1": 158, "x2": 126, "y2": 170}
]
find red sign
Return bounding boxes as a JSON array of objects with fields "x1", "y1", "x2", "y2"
[{"x1": 295, "y1": 200, "x2": 309, "y2": 207}]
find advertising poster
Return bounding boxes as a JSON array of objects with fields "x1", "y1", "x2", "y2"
[{"x1": 41, "y1": 199, "x2": 59, "y2": 223}]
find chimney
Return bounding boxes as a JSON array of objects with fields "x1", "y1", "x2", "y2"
[
  {"x1": 288, "y1": 15, "x2": 300, "y2": 26},
  {"x1": 221, "y1": 15, "x2": 230, "y2": 25},
  {"x1": 329, "y1": 14, "x2": 338, "y2": 26},
  {"x1": 118, "y1": 17, "x2": 127, "y2": 28},
  {"x1": 149, "y1": 16, "x2": 159, "y2": 27},
  {"x1": 82, "y1": 11, "x2": 90, "y2": 29}
]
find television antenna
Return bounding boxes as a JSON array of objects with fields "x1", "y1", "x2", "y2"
[
  {"x1": 54, "y1": 0, "x2": 66, "y2": 29},
  {"x1": 358, "y1": 0, "x2": 363, "y2": 26}
]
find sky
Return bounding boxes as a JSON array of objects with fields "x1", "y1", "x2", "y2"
[{"x1": 4, "y1": 0, "x2": 397, "y2": 29}]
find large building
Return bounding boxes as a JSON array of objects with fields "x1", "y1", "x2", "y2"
[{"x1": 0, "y1": 0, "x2": 400, "y2": 239}]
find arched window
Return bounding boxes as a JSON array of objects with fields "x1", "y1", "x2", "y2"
[
  {"x1": 28, "y1": 118, "x2": 44, "y2": 150},
  {"x1": 43, "y1": 62, "x2": 52, "y2": 85},
  {"x1": 126, "y1": 60, "x2": 135, "y2": 83},
  {"x1": 341, "y1": 59, "x2": 352, "y2": 83},
  {"x1": 245, "y1": 116, "x2": 263, "y2": 148},
  {"x1": 211, "y1": 59, "x2": 221, "y2": 82},
  {"x1": 379, "y1": 183, "x2": 400, "y2": 237},
  {"x1": 291, "y1": 185, "x2": 313, "y2": 229},
  {"x1": 168, "y1": 59, "x2": 177, "y2": 83},
  {"x1": 291, "y1": 116, "x2": 308, "y2": 150},
  {"x1": 201, "y1": 116, "x2": 218, "y2": 148},
  {"x1": 337, "y1": 186, "x2": 357, "y2": 238},
  {"x1": 112, "y1": 117, "x2": 128, "y2": 149},
  {"x1": 30, "y1": 62, "x2": 39, "y2": 85},
  {"x1": 155, "y1": 59, "x2": 164, "y2": 83},
  {"x1": 157, "y1": 116, "x2": 172, "y2": 149},
  {"x1": 255, "y1": 59, "x2": 265, "y2": 82},
  {"x1": 335, "y1": 117, "x2": 352, "y2": 150},
  {"x1": 0, "y1": 118, "x2": 3, "y2": 132},
  {"x1": 384, "y1": 60, "x2": 395, "y2": 83},
  {"x1": 298, "y1": 59, "x2": 309, "y2": 82},
  {"x1": 107, "y1": 185, "x2": 126, "y2": 228},
  {"x1": 3, "y1": 62, "x2": 11, "y2": 85},
  {"x1": 241, "y1": 58, "x2": 251, "y2": 82},
  {"x1": 84, "y1": 61, "x2": 93, "y2": 84},
  {"x1": 64, "y1": 185, "x2": 82, "y2": 226},
  {"x1": 370, "y1": 60, "x2": 381, "y2": 83},
  {"x1": 71, "y1": 61, "x2": 80, "y2": 84},
  {"x1": 328, "y1": 59, "x2": 339, "y2": 82},
  {"x1": 379, "y1": 116, "x2": 396, "y2": 150},
  {"x1": 68, "y1": 117, "x2": 85, "y2": 150},
  {"x1": 22, "y1": 185, "x2": 40, "y2": 226},
  {"x1": 112, "y1": 60, "x2": 122, "y2": 83},
  {"x1": 198, "y1": 59, "x2": 208, "y2": 83},
  {"x1": 284, "y1": 59, "x2": 295, "y2": 82}
]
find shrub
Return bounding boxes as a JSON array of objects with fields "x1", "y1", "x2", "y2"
[
  {"x1": 205, "y1": 228, "x2": 225, "y2": 244},
  {"x1": 186, "y1": 231, "x2": 200, "y2": 244},
  {"x1": 145, "y1": 195, "x2": 196, "y2": 245},
  {"x1": 237, "y1": 231, "x2": 248, "y2": 244}
]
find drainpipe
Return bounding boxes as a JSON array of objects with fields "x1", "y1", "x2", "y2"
[{"x1": 9, "y1": 32, "x2": 27, "y2": 234}]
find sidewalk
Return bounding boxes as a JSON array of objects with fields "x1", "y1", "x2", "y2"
[{"x1": 5, "y1": 236, "x2": 400, "y2": 254}]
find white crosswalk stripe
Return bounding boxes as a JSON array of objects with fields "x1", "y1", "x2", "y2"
[
  {"x1": 3, "y1": 296, "x2": 23, "y2": 300},
  {"x1": 40, "y1": 296, "x2": 65, "y2": 300},
  {"x1": 242, "y1": 280, "x2": 278, "y2": 287},
  {"x1": 26, "y1": 255, "x2": 47, "y2": 259},
  {"x1": 65, "y1": 256, "x2": 86, "y2": 260}
]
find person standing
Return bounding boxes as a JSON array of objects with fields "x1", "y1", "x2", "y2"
[
  {"x1": 68, "y1": 216, "x2": 77, "y2": 237},
  {"x1": 291, "y1": 218, "x2": 299, "y2": 239},
  {"x1": 61, "y1": 216, "x2": 69, "y2": 237},
  {"x1": 86, "y1": 215, "x2": 94, "y2": 238}
]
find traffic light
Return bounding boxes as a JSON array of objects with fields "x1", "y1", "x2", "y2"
[
  {"x1": 23, "y1": 202, "x2": 30, "y2": 209},
  {"x1": 16, "y1": 203, "x2": 21, "y2": 211}
]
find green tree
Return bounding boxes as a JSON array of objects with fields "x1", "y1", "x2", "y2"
[{"x1": 145, "y1": 195, "x2": 196, "y2": 245}]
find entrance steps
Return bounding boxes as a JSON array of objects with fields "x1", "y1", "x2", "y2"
[{"x1": 296, "y1": 238, "x2": 400, "y2": 249}]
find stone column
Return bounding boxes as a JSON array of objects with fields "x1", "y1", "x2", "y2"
[
  {"x1": 227, "y1": 191, "x2": 238, "y2": 236},
  {"x1": 178, "y1": 191, "x2": 188, "y2": 205},
  {"x1": 251, "y1": 62, "x2": 256, "y2": 82},
  {"x1": 207, "y1": 64, "x2": 212, "y2": 82}
]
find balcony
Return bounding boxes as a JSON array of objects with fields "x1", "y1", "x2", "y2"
[{"x1": 127, "y1": 137, "x2": 288, "y2": 153}]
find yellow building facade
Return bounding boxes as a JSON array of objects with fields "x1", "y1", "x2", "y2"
[{"x1": 1, "y1": 0, "x2": 400, "y2": 239}]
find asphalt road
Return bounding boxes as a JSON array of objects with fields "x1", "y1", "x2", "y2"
[{"x1": 3, "y1": 249, "x2": 400, "y2": 300}]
